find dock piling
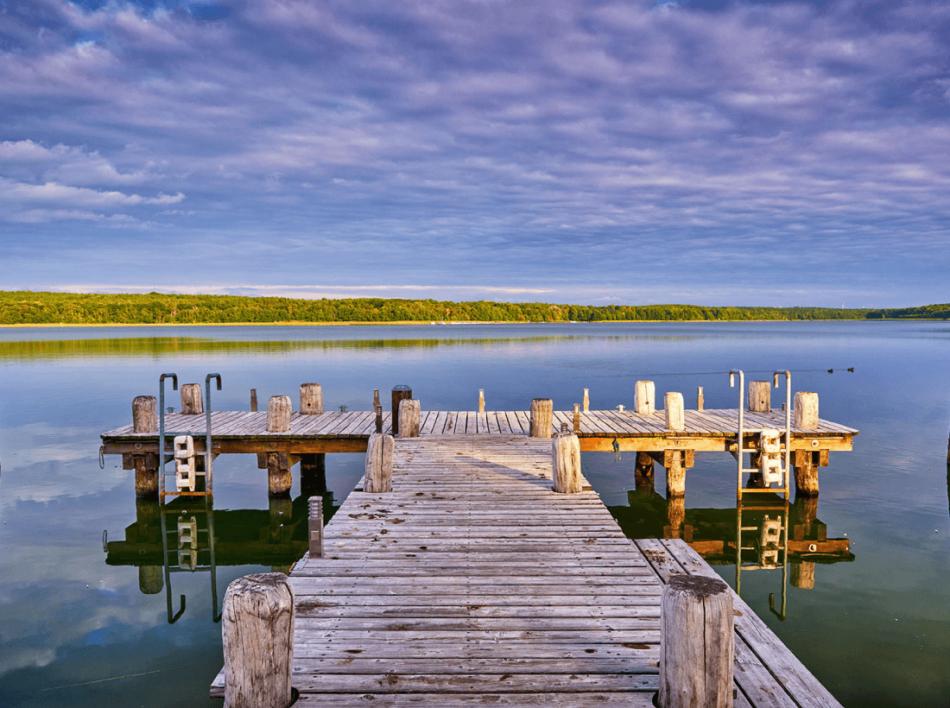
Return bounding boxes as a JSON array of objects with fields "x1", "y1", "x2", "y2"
[
  {"x1": 794, "y1": 392, "x2": 819, "y2": 430},
  {"x1": 398, "y1": 399, "x2": 421, "y2": 438},
  {"x1": 552, "y1": 426, "x2": 583, "y2": 493},
  {"x1": 181, "y1": 383, "x2": 203, "y2": 414},
  {"x1": 529, "y1": 398, "x2": 554, "y2": 437},
  {"x1": 665, "y1": 392, "x2": 685, "y2": 431},
  {"x1": 266, "y1": 396, "x2": 292, "y2": 433},
  {"x1": 660, "y1": 574, "x2": 734, "y2": 708},
  {"x1": 222, "y1": 573, "x2": 295, "y2": 708},
  {"x1": 635, "y1": 381, "x2": 655, "y2": 414},
  {"x1": 132, "y1": 395, "x2": 158, "y2": 433},
  {"x1": 250, "y1": 388, "x2": 257, "y2": 412},
  {"x1": 748, "y1": 381, "x2": 771, "y2": 412},
  {"x1": 391, "y1": 385, "x2": 412, "y2": 436},
  {"x1": 364, "y1": 433, "x2": 394, "y2": 492},
  {"x1": 299, "y1": 383, "x2": 323, "y2": 415}
]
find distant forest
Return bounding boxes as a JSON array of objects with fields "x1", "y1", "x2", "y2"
[{"x1": 1, "y1": 291, "x2": 948, "y2": 325}]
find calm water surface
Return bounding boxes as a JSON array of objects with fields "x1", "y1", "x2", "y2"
[{"x1": 0, "y1": 322, "x2": 947, "y2": 707}]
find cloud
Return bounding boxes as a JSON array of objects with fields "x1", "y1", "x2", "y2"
[{"x1": 0, "y1": 1, "x2": 948, "y2": 305}]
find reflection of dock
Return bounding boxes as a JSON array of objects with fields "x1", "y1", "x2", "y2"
[{"x1": 207, "y1": 435, "x2": 843, "y2": 706}]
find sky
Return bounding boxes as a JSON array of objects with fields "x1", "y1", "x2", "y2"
[{"x1": 1, "y1": 0, "x2": 949, "y2": 308}]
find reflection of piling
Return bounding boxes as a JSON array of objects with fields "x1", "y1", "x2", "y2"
[
  {"x1": 135, "y1": 499, "x2": 163, "y2": 594},
  {"x1": 666, "y1": 496, "x2": 686, "y2": 539},
  {"x1": 300, "y1": 454, "x2": 327, "y2": 497},
  {"x1": 791, "y1": 561, "x2": 816, "y2": 590},
  {"x1": 269, "y1": 497, "x2": 293, "y2": 544}
]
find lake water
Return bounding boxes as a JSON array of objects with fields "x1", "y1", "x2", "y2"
[{"x1": 0, "y1": 321, "x2": 947, "y2": 707}]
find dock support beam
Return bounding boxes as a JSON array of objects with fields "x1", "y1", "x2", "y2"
[
  {"x1": 267, "y1": 453, "x2": 292, "y2": 498},
  {"x1": 660, "y1": 574, "x2": 734, "y2": 708},
  {"x1": 223, "y1": 573, "x2": 295, "y2": 708}
]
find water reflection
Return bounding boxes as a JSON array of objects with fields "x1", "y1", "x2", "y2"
[
  {"x1": 104, "y1": 494, "x2": 337, "y2": 624},
  {"x1": 608, "y1": 492, "x2": 854, "y2": 618}
]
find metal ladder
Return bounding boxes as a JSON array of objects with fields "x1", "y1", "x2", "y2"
[
  {"x1": 157, "y1": 373, "x2": 222, "y2": 499},
  {"x1": 729, "y1": 369, "x2": 791, "y2": 501}
]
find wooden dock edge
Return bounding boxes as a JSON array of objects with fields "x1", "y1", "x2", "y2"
[{"x1": 635, "y1": 538, "x2": 844, "y2": 708}]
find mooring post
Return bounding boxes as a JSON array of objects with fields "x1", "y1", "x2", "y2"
[
  {"x1": 364, "y1": 432, "x2": 394, "y2": 492},
  {"x1": 373, "y1": 389, "x2": 381, "y2": 410},
  {"x1": 222, "y1": 573, "x2": 295, "y2": 708},
  {"x1": 748, "y1": 381, "x2": 771, "y2": 412},
  {"x1": 299, "y1": 383, "x2": 323, "y2": 415},
  {"x1": 573, "y1": 403, "x2": 581, "y2": 433},
  {"x1": 309, "y1": 496, "x2": 324, "y2": 559},
  {"x1": 635, "y1": 381, "x2": 655, "y2": 414},
  {"x1": 529, "y1": 398, "x2": 554, "y2": 438},
  {"x1": 583, "y1": 388, "x2": 590, "y2": 413},
  {"x1": 181, "y1": 383, "x2": 203, "y2": 414},
  {"x1": 665, "y1": 392, "x2": 685, "y2": 431},
  {"x1": 697, "y1": 386, "x2": 704, "y2": 411},
  {"x1": 266, "y1": 395, "x2": 292, "y2": 433},
  {"x1": 479, "y1": 389, "x2": 485, "y2": 413},
  {"x1": 553, "y1": 424, "x2": 583, "y2": 493},
  {"x1": 250, "y1": 388, "x2": 258, "y2": 412},
  {"x1": 133, "y1": 395, "x2": 158, "y2": 433},
  {"x1": 391, "y1": 385, "x2": 412, "y2": 436},
  {"x1": 794, "y1": 392, "x2": 819, "y2": 430},
  {"x1": 131, "y1": 395, "x2": 160, "y2": 499},
  {"x1": 398, "y1": 399, "x2": 421, "y2": 438},
  {"x1": 659, "y1": 574, "x2": 734, "y2": 708}
]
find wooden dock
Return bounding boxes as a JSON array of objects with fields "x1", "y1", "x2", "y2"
[
  {"x1": 209, "y1": 435, "x2": 843, "y2": 706},
  {"x1": 102, "y1": 408, "x2": 857, "y2": 454}
]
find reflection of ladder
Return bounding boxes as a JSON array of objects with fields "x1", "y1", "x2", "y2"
[
  {"x1": 736, "y1": 502, "x2": 789, "y2": 620},
  {"x1": 158, "y1": 373, "x2": 222, "y2": 499},
  {"x1": 728, "y1": 369, "x2": 791, "y2": 501},
  {"x1": 159, "y1": 503, "x2": 221, "y2": 624}
]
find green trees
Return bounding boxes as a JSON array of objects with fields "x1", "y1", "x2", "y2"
[{"x1": 0, "y1": 291, "x2": 946, "y2": 325}]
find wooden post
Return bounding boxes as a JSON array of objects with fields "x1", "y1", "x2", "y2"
[
  {"x1": 391, "y1": 385, "x2": 412, "y2": 436},
  {"x1": 793, "y1": 450, "x2": 820, "y2": 497},
  {"x1": 250, "y1": 389, "x2": 258, "y2": 412},
  {"x1": 635, "y1": 381, "x2": 655, "y2": 414},
  {"x1": 529, "y1": 398, "x2": 554, "y2": 438},
  {"x1": 222, "y1": 573, "x2": 295, "y2": 708},
  {"x1": 478, "y1": 389, "x2": 485, "y2": 413},
  {"x1": 181, "y1": 383, "x2": 203, "y2": 414},
  {"x1": 267, "y1": 452, "x2": 292, "y2": 498},
  {"x1": 697, "y1": 386, "x2": 704, "y2": 411},
  {"x1": 660, "y1": 574, "x2": 734, "y2": 708},
  {"x1": 266, "y1": 396, "x2": 292, "y2": 433},
  {"x1": 375, "y1": 405, "x2": 383, "y2": 434},
  {"x1": 666, "y1": 451, "x2": 686, "y2": 498},
  {"x1": 299, "y1": 383, "x2": 323, "y2": 415},
  {"x1": 573, "y1": 403, "x2": 581, "y2": 433},
  {"x1": 133, "y1": 454, "x2": 159, "y2": 499},
  {"x1": 665, "y1": 392, "x2": 685, "y2": 431},
  {"x1": 552, "y1": 428, "x2": 583, "y2": 493},
  {"x1": 748, "y1": 381, "x2": 771, "y2": 412},
  {"x1": 794, "y1": 392, "x2": 819, "y2": 429},
  {"x1": 373, "y1": 389, "x2": 380, "y2": 410},
  {"x1": 398, "y1": 399, "x2": 421, "y2": 438},
  {"x1": 132, "y1": 395, "x2": 158, "y2": 433},
  {"x1": 365, "y1": 433, "x2": 394, "y2": 492},
  {"x1": 583, "y1": 389, "x2": 590, "y2": 413},
  {"x1": 309, "y1": 496, "x2": 323, "y2": 559}
]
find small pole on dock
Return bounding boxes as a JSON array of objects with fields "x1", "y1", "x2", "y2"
[
  {"x1": 553, "y1": 424, "x2": 583, "y2": 493},
  {"x1": 375, "y1": 405, "x2": 383, "y2": 434},
  {"x1": 266, "y1": 396, "x2": 292, "y2": 433},
  {"x1": 583, "y1": 388, "x2": 590, "y2": 413},
  {"x1": 181, "y1": 383, "x2": 203, "y2": 414},
  {"x1": 659, "y1": 574, "x2": 734, "y2": 708},
  {"x1": 299, "y1": 383, "x2": 323, "y2": 415},
  {"x1": 529, "y1": 398, "x2": 554, "y2": 438},
  {"x1": 373, "y1": 389, "x2": 380, "y2": 411},
  {"x1": 478, "y1": 389, "x2": 485, "y2": 413},
  {"x1": 365, "y1": 433, "x2": 394, "y2": 492},
  {"x1": 309, "y1": 496, "x2": 323, "y2": 559},
  {"x1": 748, "y1": 381, "x2": 771, "y2": 412},
  {"x1": 697, "y1": 386, "x2": 704, "y2": 411},
  {"x1": 391, "y1": 385, "x2": 412, "y2": 436},
  {"x1": 398, "y1": 399, "x2": 421, "y2": 438},
  {"x1": 635, "y1": 381, "x2": 655, "y2": 414},
  {"x1": 222, "y1": 573, "x2": 295, "y2": 708},
  {"x1": 250, "y1": 388, "x2": 258, "y2": 412},
  {"x1": 665, "y1": 392, "x2": 685, "y2": 431},
  {"x1": 573, "y1": 403, "x2": 581, "y2": 434}
]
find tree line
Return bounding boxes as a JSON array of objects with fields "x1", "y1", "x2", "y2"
[{"x1": 0, "y1": 291, "x2": 947, "y2": 325}]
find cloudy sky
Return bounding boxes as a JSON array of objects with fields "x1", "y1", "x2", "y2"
[{"x1": 1, "y1": 0, "x2": 948, "y2": 307}]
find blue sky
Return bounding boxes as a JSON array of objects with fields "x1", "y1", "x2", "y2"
[{"x1": 1, "y1": 0, "x2": 948, "y2": 307}]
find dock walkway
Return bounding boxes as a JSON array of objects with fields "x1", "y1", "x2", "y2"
[{"x1": 210, "y1": 435, "x2": 842, "y2": 706}]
